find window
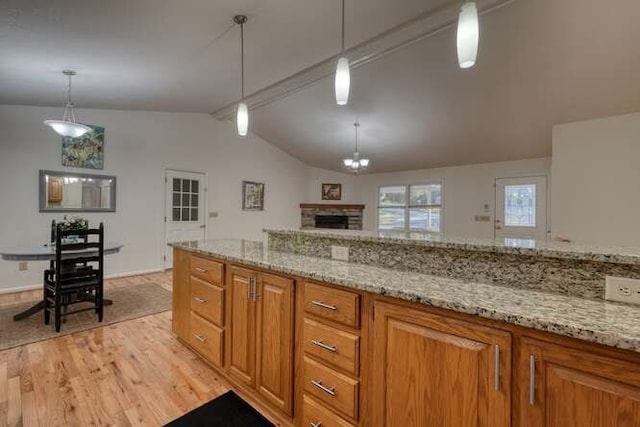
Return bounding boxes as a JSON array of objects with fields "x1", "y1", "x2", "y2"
[
  {"x1": 172, "y1": 178, "x2": 200, "y2": 222},
  {"x1": 504, "y1": 184, "x2": 536, "y2": 227},
  {"x1": 378, "y1": 184, "x2": 442, "y2": 232}
]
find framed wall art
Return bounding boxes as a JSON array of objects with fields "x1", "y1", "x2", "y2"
[
  {"x1": 242, "y1": 181, "x2": 264, "y2": 211},
  {"x1": 61, "y1": 125, "x2": 105, "y2": 169},
  {"x1": 321, "y1": 183, "x2": 342, "y2": 200}
]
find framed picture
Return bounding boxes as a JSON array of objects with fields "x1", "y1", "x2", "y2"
[
  {"x1": 322, "y1": 183, "x2": 342, "y2": 200},
  {"x1": 242, "y1": 181, "x2": 265, "y2": 211},
  {"x1": 61, "y1": 125, "x2": 105, "y2": 169}
]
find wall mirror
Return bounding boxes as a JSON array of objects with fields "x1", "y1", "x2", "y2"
[{"x1": 39, "y1": 170, "x2": 116, "y2": 212}]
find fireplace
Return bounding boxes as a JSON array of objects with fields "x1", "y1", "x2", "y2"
[
  {"x1": 315, "y1": 215, "x2": 349, "y2": 229},
  {"x1": 300, "y1": 203, "x2": 365, "y2": 230}
]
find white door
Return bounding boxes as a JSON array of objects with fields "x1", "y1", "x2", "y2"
[
  {"x1": 495, "y1": 176, "x2": 548, "y2": 243},
  {"x1": 165, "y1": 169, "x2": 206, "y2": 268}
]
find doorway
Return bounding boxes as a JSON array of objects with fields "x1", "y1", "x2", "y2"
[
  {"x1": 164, "y1": 169, "x2": 206, "y2": 268},
  {"x1": 495, "y1": 176, "x2": 548, "y2": 243}
]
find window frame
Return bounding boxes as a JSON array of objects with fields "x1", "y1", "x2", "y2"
[{"x1": 377, "y1": 181, "x2": 444, "y2": 233}]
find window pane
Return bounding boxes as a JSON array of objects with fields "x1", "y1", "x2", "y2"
[
  {"x1": 504, "y1": 238, "x2": 536, "y2": 248},
  {"x1": 182, "y1": 208, "x2": 189, "y2": 221},
  {"x1": 504, "y1": 184, "x2": 536, "y2": 227},
  {"x1": 172, "y1": 192, "x2": 180, "y2": 208},
  {"x1": 378, "y1": 208, "x2": 405, "y2": 230},
  {"x1": 182, "y1": 193, "x2": 190, "y2": 207},
  {"x1": 410, "y1": 184, "x2": 441, "y2": 206},
  {"x1": 191, "y1": 208, "x2": 198, "y2": 221},
  {"x1": 173, "y1": 178, "x2": 180, "y2": 192},
  {"x1": 191, "y1": 194, "x2": 198, "y2": 207},
  {"x1": 409, "y1": 208, "x2": 441, "y2": 232},
  {"x1": 182, "y1": 179, "x2": 190, "y2": 192},
  {"x1": 191, "y1": 180, "x2": 199, "y2": 193},
  {"x1": 379, "y1": 186, "x2": 406, "y2": 206},
  {"x1": 172, "y1": 208, "x2": 180, "y2": 221}
]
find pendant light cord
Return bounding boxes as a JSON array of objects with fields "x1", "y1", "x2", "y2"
[
  {"x1": 341, "y1": 0, "x2": 345, "y2": 53},
  {"x1": 240, "y1": 21, "x2": 245, "y2": 100},
  {"x1": 354, "y1": 122, "x2": 359, "y2": 152},
  {"x1": 67, "y1": 73, "x2": 73, "y2": 105}
]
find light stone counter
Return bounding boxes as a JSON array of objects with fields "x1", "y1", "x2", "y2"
[{"x1": 170, "y1": 239, "x2": 640, "y2": 353}]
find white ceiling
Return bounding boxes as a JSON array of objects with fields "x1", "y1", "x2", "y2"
[{"x1": 2, "y1": 0, "x2": 640, "y2": 172}]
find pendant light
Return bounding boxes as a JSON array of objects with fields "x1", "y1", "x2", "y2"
[
  {"x1": 335, "y1": 0, "x2": 350, "y2": 105},
  {"x1": 43, "y1": 70, "x2": 92, "y2": 138},
  {"x1": 343, "y1": 122, "x2": 369, "y2": 173},
  {"x1": 457, "y1": 1, "x2": 479, "y2": 69},
  {"x1": 234, "y1": 15, "x2": 249, "y2": 136}
]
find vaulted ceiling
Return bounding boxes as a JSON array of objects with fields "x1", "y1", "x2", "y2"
[{"x1": 2, "y1": 0, "x2": 640, "y2": 172}]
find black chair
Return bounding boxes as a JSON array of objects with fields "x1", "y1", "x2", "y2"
[{"x1": 44, "y1": 223, "x2": 105, "y2": 332}]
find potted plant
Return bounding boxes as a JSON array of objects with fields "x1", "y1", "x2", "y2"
[{"x1": 52, "y1": 215, "x2": 89, "y2": 244}]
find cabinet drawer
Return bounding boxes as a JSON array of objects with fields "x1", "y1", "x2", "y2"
[
  {"x1": 303, "y1": 357, "x2": 359, "y2": 420},
  {"x1": 190, "y1": 277, "x2": 224, "y2": 327},
  {"x1": 190, "y1": 256, "x2": 224, "y2": 285},
  {"x1": 303, "y1": 318, "x2": 360, "y2": 376},
  {"x1": 303, "y1": 395, "x2": 355, "y2": 427},
  {"x1": 188, "y1": 312, "x2": 224, "y2": 367},
  {"x1": 304, "y1": 282, "x2": 360, "y2": 329}
]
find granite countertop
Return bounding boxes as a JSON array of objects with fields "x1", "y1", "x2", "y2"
[
  {"x1": 265, "y1": 228, "x2": 640, "y2": 266},
  {"x1": 170, "y1": 239, "x2": 640, "y2": 353}
]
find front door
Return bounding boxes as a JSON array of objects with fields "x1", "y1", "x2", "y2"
[
  {"x1": 164, "y1": 169, "x2": 206, "y2": 268},
  {"x1": 495, "y1": 176, "x2": 548, "y2": 243}
]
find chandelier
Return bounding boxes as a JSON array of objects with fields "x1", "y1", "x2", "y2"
[{"x1": 343, "y1": 122, "x2": 369, "y2": 173}]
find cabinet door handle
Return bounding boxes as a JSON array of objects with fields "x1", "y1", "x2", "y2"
[
  {"x1": 310, "y1": 300, "x2": 337, "y2": 311},
  {"x1": 193, "y1": 297, "x2": 207, "y2": 304},
  {"x1": 193, "y1": 334, "x2": 207, "y2": 343},
  {"x1": 311, "y1": 423, "x2": 322, "y2": 427},
  {"x1": 246, "y1": 278, "x2": 251, "y2": 299},
  {"x1": 195, "y1": 267, "x2": 208, "y2": 273},
  {"x1": 311, "y1": 380, "x2": 336, "y2": 396},
  {"x1": 311, "y1": 339, "x2": 337, "y2": 353},
  {"x1": 252, "y1": 277, "x2": 259, "y2": 302},
  {"x1": 494, "y1": 344, "x2": 500, "y2": 392},
  {"x1": 529, "y1": 354, "x2": 536, "y2": 405}
]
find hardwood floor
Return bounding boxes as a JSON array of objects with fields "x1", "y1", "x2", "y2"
[{"x1": 0, "y1": 272, "x2": 275, "y2": 427}]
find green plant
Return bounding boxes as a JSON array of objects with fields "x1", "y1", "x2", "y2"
[{"x1": 58, "y1": 215, "x2": 88, "y2": 231}]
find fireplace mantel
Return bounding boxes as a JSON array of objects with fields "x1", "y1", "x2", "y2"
[{"x1": 299, "y1": 203, "x2": 365, "y2": 210}]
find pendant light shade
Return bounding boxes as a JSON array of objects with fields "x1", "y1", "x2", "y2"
[
  {"x1": 335, "y1": 57, "x2": 350, "y2": 106},
  {"x1": 457, "y1": 1, "x2": 479, "y2": 69},
  {"x1": 335, "y1": 0, "x2": 350, "y2": 105},
  {"x1": 237, "y1": 102, "x2": 248, "y2": 136},
  {"x1": 234, "y1": 15, "x2": 249, "y2": 136},
  {"x1": 44, "y1": 71, "x2": 92, "y2": 138}
]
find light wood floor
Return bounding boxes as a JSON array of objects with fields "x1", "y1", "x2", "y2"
[{"x1": 0, "y1": 272, "x2": 275, "y2": 427}]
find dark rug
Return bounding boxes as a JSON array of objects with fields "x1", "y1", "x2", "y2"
[{"x1": 165, "y1": 391, "x2": 274, "y2": 427}]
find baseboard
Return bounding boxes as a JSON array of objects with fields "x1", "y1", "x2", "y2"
[{"x1": 0, "y1": 268, "x2": 167, "y2": 295}]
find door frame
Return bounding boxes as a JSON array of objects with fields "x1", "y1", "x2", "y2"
[
  {"x1": 494, "y1": 175, "x2": 550, "y2": 241},
  {"x1": 164, "y1": 168, "x2": 208, "y2": 269}
]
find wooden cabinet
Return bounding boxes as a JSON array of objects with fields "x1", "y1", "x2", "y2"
[
  {"x1": 372, "y1": 300, "x2": 512, "y2": 427},
  {"x1": 518, "y1": 338, "x2": 640, "y2": 427},
  {"x1": 48, "y1": 178, "x2": 63, "y2": 203},
  {"x1": 226, "y1": 266, "x2": 295, "y2": 416}
]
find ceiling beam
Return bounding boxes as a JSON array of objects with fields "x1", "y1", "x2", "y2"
[{"x1": 210, "y1": 0, "x2": 515, "y2": 120}]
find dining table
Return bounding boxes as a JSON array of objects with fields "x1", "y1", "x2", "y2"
[{"x1": 0, "y1": 242, "x2": 124, "y2": 321}]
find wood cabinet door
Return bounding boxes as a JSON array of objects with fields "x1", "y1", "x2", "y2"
[
  {"x1": 518, "y1": 338, "x2": 640, "y2": 427},
  {"x1": 372, "y1": 301, "x2": 511, "y2": 427},
  {"x1": 226, "y1": 266, "x2": 257, "y2": 387},
  {"x1": 172, "y1": 248, "x2": 190, "y2": 340},
  {"x1": 255, "y1": 272, "x2": 294, "y2": 416}
]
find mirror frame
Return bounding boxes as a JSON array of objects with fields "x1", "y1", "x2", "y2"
[{"x1": 39, "y1": 169, "x2": 117, "y2": 213}]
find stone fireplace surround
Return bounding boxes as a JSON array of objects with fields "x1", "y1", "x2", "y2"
[{"x1": 300, "y1": 203, "x2": 364, "y2": 230}]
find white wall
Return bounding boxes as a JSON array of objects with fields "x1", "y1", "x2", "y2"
[
  {"x1": 354, "y1": 158, "x2": 551, "y2": 237},
  {"x1": 306, "y1": 167, "x2": 358, "y2": 203},
  {"x1": 0, "y1": 105, "x2": 308, "y2": 291},
  {"x1": 551, "y1": 112, "x2": 640, "y2": 247}
]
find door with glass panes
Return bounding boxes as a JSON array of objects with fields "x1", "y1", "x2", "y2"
[
  {"x1": 495, "y1": 176, "x2": 547, "y2": 243},
  {"x1": 165, "y1": 169, "x2": 206, "y2": 268}
]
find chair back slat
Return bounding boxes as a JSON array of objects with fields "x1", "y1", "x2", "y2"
[{"x1": 55, "y1": 223, "x2": 104, "y2": 281}]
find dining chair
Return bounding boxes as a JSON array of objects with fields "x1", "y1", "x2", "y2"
[{"x1": 43, "y1": 223, "x2": 105, "y2": 332}]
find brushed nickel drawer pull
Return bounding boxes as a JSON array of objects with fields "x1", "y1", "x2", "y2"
[
  {"x1": 193, "y1": 297, "x2": 207, "y2": 304},
  {"x1": 311, "y1": 339, "x2": 337, "y2": 353},
  {"x1": 193, "y1": 334, "x2": 207, "y2": 343},
  {"x1": 311, "y1": 379, "x2": 336, "y2": 396},
  {"x1": 494, "y1": 344, "x2": 500, "y2": 392},
  {"x1": 529, "y1": 354, "x2": 536, "y2": 405},
  {"x1": 310, "y1": 300, "x2": 337, "y2": 311},
  {"x1": 311, "y1": 423, "x2": 322, "y2": 427},
  {"x1": 195, "y1": 267, "x2": 208, "y2": 273}
]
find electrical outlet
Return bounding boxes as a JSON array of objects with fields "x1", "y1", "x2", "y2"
[
  {"x1": 605, "y1": 276, "x2": 640, "y2": 305},
  {"x1": 18, "y1": 262, "x2": 28, "y2": 271},
  {"x1": 331, "y1": 245, "x2": 349, "y2": 261},
  {"x1": 209, "y1": 211, "x2": 219, "y2": 218}
]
